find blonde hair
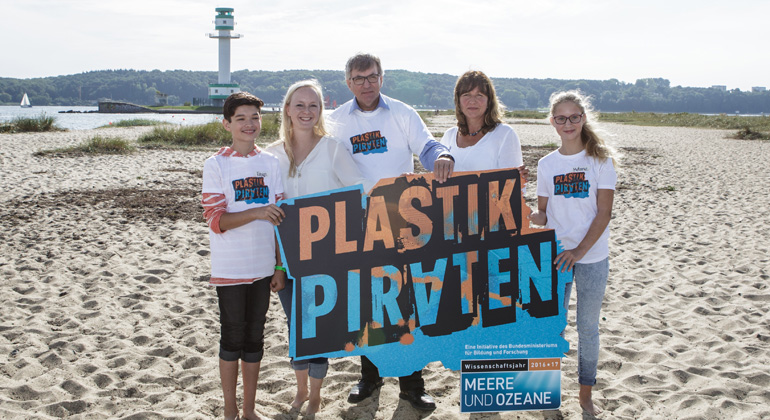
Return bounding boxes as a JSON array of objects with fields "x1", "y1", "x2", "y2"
[
  {"x1": 278, "y1": 79, "x2": 328, "y2": 176},
  {"x1": 549, "y1": 90, "x2": 618, "y2": 166}
]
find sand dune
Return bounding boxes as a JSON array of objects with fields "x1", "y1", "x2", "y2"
[{"x1": 0, "y1": 119, "x2": 768, "y2": 419}]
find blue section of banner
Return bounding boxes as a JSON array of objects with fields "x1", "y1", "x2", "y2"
[{"x1": 461, "y1": 368, "x2": 561, "y2": 412}]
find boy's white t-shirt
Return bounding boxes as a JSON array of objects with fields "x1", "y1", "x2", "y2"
[
  {"x1": 202, "y1": 148, "x2": 284, "y2": 281},
  {"x1": 536, "y1": 149, "x2": 617, "y2": 264},
  {"x1": 439, "y1": 124, "x2": 523, "y2": 172}
]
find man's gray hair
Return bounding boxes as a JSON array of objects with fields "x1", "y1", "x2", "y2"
[{"x1": 345, "y1": 53, "x2": 383, "y2": 79}]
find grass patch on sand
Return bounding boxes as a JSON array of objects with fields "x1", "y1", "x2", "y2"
[
  {"x1": 0, "y1": 114, "x2": 65, "y2": 133},
  {"x1": 430, "y1": 131, "x2": 445, "y2": 139},
  {"x1": 138, "y1": 115, "x2": 280, "y2": 149},
  {"x1": 505, "y1": 110, "x2": 549, "y2": 119},
  {"x1": 731, "y1": 127, "x2": 770, "y2": 140},
  {"x1": 147, "y1": 105, "x2": 222, "y2": 112},
  {"x1": 598, "y1": 112, "x2": 770, "y2": 131},
  {"x1": 98, "y1": 119, "x2": 170, "y2": 128},
  {"x1": 34, "y1": 135, "x2": 136, "y2": 157},
  {"x1": 418, "y1": 109, "x2": 454, "y2": 125}
]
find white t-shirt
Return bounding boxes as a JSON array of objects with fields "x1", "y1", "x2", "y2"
[
  {"x1": 536, "y1": 149, "x2": 617, "y2": 264},
  {"x1": 265, "y1": 136, "x2": 372, "y2": 198},
  {"x1": 202, "y1": 148, "x2": 284, "y2": 280},
  {"x1": 439, "y1": 124, "x2": 523, "y2": 172},
  {"x1": 328, "y1": 94, "x2": 433, "y2": 183}
]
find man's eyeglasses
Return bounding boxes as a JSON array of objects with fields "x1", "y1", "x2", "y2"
[
  {"x1": 350, "y1": 74, "x2": 380, "y2": 86},
  {"x1": 553, "y1": 113, "x2": 584, "y2": 125}
]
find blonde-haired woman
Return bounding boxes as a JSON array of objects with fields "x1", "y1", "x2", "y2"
[
  {"x1": 528, "y1": 90, "x2": 617, "y2": 416},
  {"x1": 266, "y1": 79, "x2": 370, "y2": 415}
]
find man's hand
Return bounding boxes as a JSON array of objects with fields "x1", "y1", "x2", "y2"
[{"x1": 433, "y1": 156, "x2": 454, "y2": 183}]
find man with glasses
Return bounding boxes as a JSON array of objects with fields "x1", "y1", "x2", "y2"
[
  {"x1": 327, "y1": 53, "x2": 453, "y2": 412},
  {"x1": 329, "y1": 53, "x2": 454, "y2": 187}
]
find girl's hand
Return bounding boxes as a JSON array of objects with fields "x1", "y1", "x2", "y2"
[
  {"x1": 517, "y1": 165, "x2": 530, "y2": 183},
  {"x1": 554, "y1": 247, "x2": 587, "y2": 273}
]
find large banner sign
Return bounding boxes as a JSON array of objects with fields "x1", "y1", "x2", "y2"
[{"x1": 276, "y1": 169, "x2": 571, "y2": 384}]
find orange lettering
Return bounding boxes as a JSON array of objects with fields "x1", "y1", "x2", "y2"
[
  {"x1": 299, "y1": 206, "x2": 330, "y2": 261},
  {"x1": 435, "y1": 185, "x2": 459, "y2": 240},
  {"x1": 335, "y1": 201, "x2": 358, "y2": 254},
  {"x1": 363, "y1": 196, "x2": 395, "y2": 251},
  {"x1": 398, "y1": 186, "x2": 433, "y2": 251},
  {"x1": 467, "y1": 183, "x2": 479, "y2": 236},
  {"x1": 488, "y1": 179, "x2": 517, "y2": 232}
]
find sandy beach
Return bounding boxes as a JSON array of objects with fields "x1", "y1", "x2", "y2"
[{"x1": 1, "y1": 117, "x2": 768, "y2": 419}]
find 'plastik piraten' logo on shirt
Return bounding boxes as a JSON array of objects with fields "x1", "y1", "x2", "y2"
[
  {"x1": 350, "y1": 130, "x2": 388, "y2": 155},
  {"x1": 232, "y1": 176, "x2": 269, "y2": 204},
  {"x1": 553, "y1": 172, "x2": 590, "y2": 198}
]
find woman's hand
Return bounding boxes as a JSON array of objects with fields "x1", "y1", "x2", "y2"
[{"x1": 528, "y1": 210, "x2": 546, "y2": 226}]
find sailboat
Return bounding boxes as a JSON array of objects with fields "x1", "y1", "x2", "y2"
[{"x1": 20, "y1": 93, "x2": 32, "y2": 108}]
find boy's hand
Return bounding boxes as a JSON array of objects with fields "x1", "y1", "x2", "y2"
[
  {"x1": 270, "y1": 269, "x2": 285, "y2": 292},
  {"x1": 254, "y1": 204, "x2": 285, "y2": 225}
]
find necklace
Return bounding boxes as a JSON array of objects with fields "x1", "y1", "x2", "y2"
[{"x1": 469, "y1": 128, "x2": 482, "y2": 136}]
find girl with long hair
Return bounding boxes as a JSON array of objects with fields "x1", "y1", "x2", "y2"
[{"x1": 529, "y1": 90, "x2": 618, "y2": 416}]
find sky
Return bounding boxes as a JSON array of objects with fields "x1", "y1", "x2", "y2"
[{"x1": 2, "y1": 0, "x2": 768, "y2": 91}]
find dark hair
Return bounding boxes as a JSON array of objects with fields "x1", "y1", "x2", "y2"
[
  {"x1": 223, "y1": 92, "x2": 264, "y2": 122},
  {"x1": 345, "y1": 53, "x2": 382, "y2": 79},
  {"x1": 454, "y1": 70, "x2": 503, "y2": 136}
]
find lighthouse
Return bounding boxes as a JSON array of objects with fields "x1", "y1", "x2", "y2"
[{"x1": 208, "y1": 7, "x2": 242, "y2": 106}]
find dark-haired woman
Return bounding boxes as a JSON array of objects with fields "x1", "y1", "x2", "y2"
[{"x1": 439, "y1": 70, "x2": 523, "y2": 172}]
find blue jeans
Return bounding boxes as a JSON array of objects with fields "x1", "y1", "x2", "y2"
[
  {"x1": 278, "y1": 278, "x2": 329, "y2": 379},
  {"x1": 563, "y1": 258, "x2": 608, "y2": 386}
]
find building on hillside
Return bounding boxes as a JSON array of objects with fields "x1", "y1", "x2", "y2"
[
  {"x1": 155, "y1": 91, "x2": 169, "y2": 106},
  {"x1": 711, "y1": 85, "x2": 727, "y2": 91},
  {"x1": 751, "y1": 86, "x2": 766, "y2": 92}
]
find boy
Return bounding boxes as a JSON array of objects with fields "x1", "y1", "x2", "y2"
[{"x1": 201, "y1": 92, "x2": 287, "y2": 420}]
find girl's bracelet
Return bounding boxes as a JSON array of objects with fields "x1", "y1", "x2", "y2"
[{"x1": 274, "y1": 265, "x2": 286, "y2": 272}]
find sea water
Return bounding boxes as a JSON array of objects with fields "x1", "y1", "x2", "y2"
[{"x1": 0, "y1": 106, "x2": 221, "y2": 130}]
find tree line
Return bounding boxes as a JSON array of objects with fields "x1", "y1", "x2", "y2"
[{"x1": 1, "y1": 69, "x2": 768, "y2": 114}]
